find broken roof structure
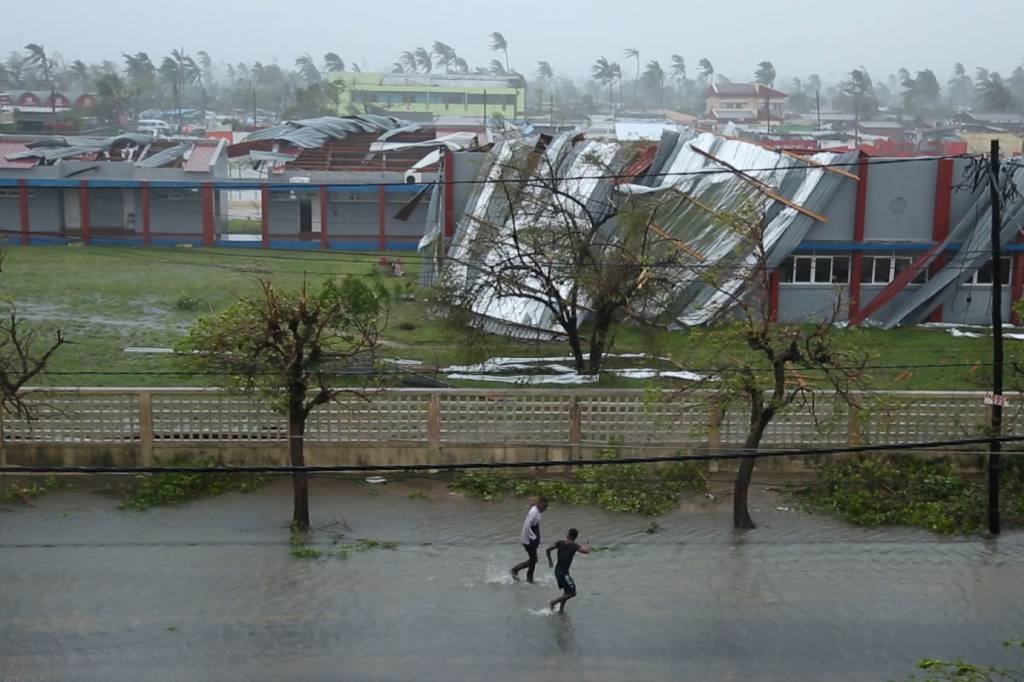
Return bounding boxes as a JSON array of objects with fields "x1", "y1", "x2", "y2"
[
  {"x1": 439, "y1": 129, "x2": 856, "y2": 337},
  {"x1": 0, "y1": 133, "x2": 225, "y2": 172}
]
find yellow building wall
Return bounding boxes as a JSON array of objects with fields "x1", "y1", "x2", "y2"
[{"x1": 959, "y1": 131, "x2": 1024, "y2": 155}]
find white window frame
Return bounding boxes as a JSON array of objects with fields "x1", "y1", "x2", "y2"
[
  {"x1": 860, "y1": 253, "x2": 927, "y2": 285},
  {"x1": 781, "y1": 253, "x2": 850, "y2": 285},
  {"x1": 969, "y1": 257, "x2": 1012, "y2": 287}
]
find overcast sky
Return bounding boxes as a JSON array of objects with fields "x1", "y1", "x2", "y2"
[{"x1": 3, "y1": 0, "x2": 1022, "y2": 84}]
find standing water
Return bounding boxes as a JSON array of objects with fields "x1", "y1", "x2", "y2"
[{"x1": 1, "y1": 477, "x2": 1022, "y2": 681}]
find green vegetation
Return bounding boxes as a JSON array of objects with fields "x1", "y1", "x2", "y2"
[
  {"x1": 119, "y1": 459, "x2": 269, "y2": 510},
  {"x1": 289, "y1": 528, "x2": 399, "y2": 560},
  {"x1": 898, "y1": 640, "x2": 1024, "y2": 681},
  {"x1": 0, "y1": 245, "x2": 1008, "y2": 390},
  {"x1": 408, "y1": 491, "x2": 428, "y2": 500},
  {"x1": 786, "y1": 456, "x2": 1024, "y2": 535},
  {"x1": 0, "y1": 476, "x2": 61, "y2": 504},
  {"x1": 452, "y1": 452, "x2": 708, "y2": 516}
]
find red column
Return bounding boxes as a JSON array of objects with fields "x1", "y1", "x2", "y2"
[
  {"x1": 141, "y1": 182, "x2": 152, "y2": 246},
  {"x1": 17, "y1": 180, "x2": 29, "y2": 245},
  {"x1": 319, "y1": 185, "x2": 329, "y2": 250},
  {"x1": 377, "y1": 185, "x2": 387, "y2": 251},
  {"x1": 768, "y1": 271, "x2": 780, "y2": 322},
  {"x1": 260, "y1": 186, "x2": 270, "y2": 249},
  {"x1": 1012, "y1": 247, "x2": 1024, "y2": 325},
  {"x1": 201, "y1": 182, "x2": 215, "y2": 247},
  {"x1": 928, "y1": 158, "x2": 955, "y2": 323},
  {"x1": 79, "y1": 180, "x2": 91, "y2": 244},
  {"x1": 443, "y1": 149, "x2": 455, "y2": 240},
  {"x1": 848, "y1": 153, "x2": 870, "y2": 322}
]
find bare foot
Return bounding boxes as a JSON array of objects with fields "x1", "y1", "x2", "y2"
[{"x1": 510, "y1": 570, "x2": 519, "y2": 582}]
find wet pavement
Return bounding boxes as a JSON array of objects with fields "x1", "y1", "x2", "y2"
[{"x1": 1, "y1": 476, "x2": 1023, "y2": 681}]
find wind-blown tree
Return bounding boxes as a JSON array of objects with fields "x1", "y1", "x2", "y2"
[
  {"x1": 489, "y1": 32, "x2": 510, "y2": 74},
  {"x1": 24, "y1": 44, "x2": 57, "y2": 127},
  {"x1": 69, "y1": 60, "x2": 89, "y2": 89},
  {"x1": 642, "y1": 60, "x2": 665, "y2": 107},
  {"x1": 295, "y1": 54, "x2": 321, "y2": 84},
  {"x1": 414, "y1": 47, "x2": 432, "y2": 74},
  {"x1": 3, "y1": 52, "x2": 28, "y2": 88},
  {"x1": 698, "y1": 58, "x2": 714, "y2": 83},
  {"x1": 754, "y1": 60, "x2": 777, "y2": 87},
  {"x1": 489, "y1": 59, "x2": 507, "y2": 76},
  {"x1": 900, "y1": 69, "x2": 941, "y2": 117},
  {"x1": 160, "y1": 49, "x2": 197, "y2": 130},
  {"x1": 839, "y1": 66, "x2": 879, "y2": 118},
  {"x1": 976, "y1": 71, "x2": 1015, "y2": 112},
  {"x1": 536, "y1": 60, "x2": 554, "y2": 82},
  {"x1": 177, "y1": 276, "x2": 389, "y2": 530},
  {"x1": 123, "y1": 52, "x2": 157, "y2": 108},
  {"x1": 1008, "y1": 64, "x2": 1024, "y2": 111},
  {"x1": 196, "y1": 50, "x2": 213, "y2": 85},
  {"x1": 445, "y1": 148, "x2": 683, "y2": 372},
  {"x1": 432, "y1": 42, "x2": 457, "y2": 74},
  {"x1": 451, "y1": 57, "x2": 469, "y2": 75},
  {"x1": 95, "y1": 73, "x2": 136, "y2": 125},
  {"x1": 623, "y1": 47, "x2": 640, "y2": 105},
  {"x1": 685, "y1": 204, "x2": 869, "y2": 529},
  {"x1": 591, "y1": 56, "x2": 617, "y2": 114},
  {"x1": 323, "y1": 52, "x2": 345, "y2": 74},
  {"x1": 396, "y1": 51, "x2": 417, "y2": 73}
]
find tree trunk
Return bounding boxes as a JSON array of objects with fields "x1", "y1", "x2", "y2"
[
  {"x1": 734, "y1": 401, "x2": 770, "y2": 530},
  {"x1": 566, "y1": 325, "x2": 586, "y2": 373},
  {"x1": 288, "y1": 408, "x2": 310, "y2": 530},
  {"x1": 588, "y1": 306, "x2": 614, "y2": 373}
]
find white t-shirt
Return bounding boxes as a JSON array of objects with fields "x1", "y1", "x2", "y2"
[{"x1": 520, "y1": 505, "x2": 542, "y2": 545}]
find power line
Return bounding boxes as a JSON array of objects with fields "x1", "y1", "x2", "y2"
[{"x1": 2, "y1": 433, "x2": 1023, "y2": 476}]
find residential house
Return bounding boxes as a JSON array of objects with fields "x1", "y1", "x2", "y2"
[{"x1": 704, "y1": 83, "x2": 787, "y2": 123}]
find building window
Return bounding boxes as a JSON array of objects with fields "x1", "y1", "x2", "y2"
[
  {"x1": 780, "y1": 254, "x2": 850, "y2": 284},
  {"x1": 155, "y1": 189, "x2": 198, "y2": 201},
  {"x1": 860, "y1": 254, "x2": 927, "y2": 285},
  {"x1": 971, "y1": 258, "x2": 1011, "y2": 286},
  {"x1": 0, "y1": 189, "x2": 36, "y2": 199}
]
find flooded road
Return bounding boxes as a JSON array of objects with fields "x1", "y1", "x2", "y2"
[{"x1": 2, "y1": 476, "x2": 1023, "y2": 681}]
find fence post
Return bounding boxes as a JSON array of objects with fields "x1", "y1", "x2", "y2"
[
  {"x1": 427, "y1": 393, "x2": 441, "y2": 454},
  {"x1": 138, "y1": 391, "x2": 154, "y2": 467},
  {"x1": 847, "y1": 407, "x2": 863, "y2": 446},
  {"x1": 569, "y1": 396, "x2": 582, "y2": 460},
  {"x1": 707, "y1": 403, "x2": 724, "y2": 472}
]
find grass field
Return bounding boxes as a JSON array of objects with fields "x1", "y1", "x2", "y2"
[{"x1": 0, "y1": 245, "x2": 1005, "y2": 390}]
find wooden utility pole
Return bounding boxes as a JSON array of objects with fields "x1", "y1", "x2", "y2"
[
  {"x1": 988, "y1": 138, "x2": 1004, "y2": 536},
  {"x1": 815, "y1": 91, "x2": 821, "y2": 131}
]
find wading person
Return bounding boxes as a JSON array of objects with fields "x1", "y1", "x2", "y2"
[
  {"x1": 511, "y1": 498, "x2": 548, "y2": 583},
  {"x1": 546, "y1": 528, "x2": 590, "y2": 613}
]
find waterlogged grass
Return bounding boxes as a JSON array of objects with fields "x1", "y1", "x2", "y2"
[
  {"x1": 0, "y1": 476, "x2": 61, "y2": 504},
  {"x1": 452, "y1": 453, "x2": 708, "y2": 516},
  {"x1": 119, "y1": 459, "x2": 269, "y2": 510},
  {"x1": 786, "y1": 455, "x2": 1024, "y2": 535},
  {"x1": 289, "y1": 528, "x2": 399, "y2": 560}
]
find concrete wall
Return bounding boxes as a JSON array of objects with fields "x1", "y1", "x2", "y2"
[
  {"x1": 863, "y1": 159, "x2": 936, "y2": 242},
  {"x1": 777, "y1": 285, "x2": 848, "y2": 323},
  {"x1": 807, "y1": 175, "x2": 857, "y2": 241}
]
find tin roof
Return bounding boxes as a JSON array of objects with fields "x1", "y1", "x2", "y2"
[{"x1": 0, "y1": 141, "x2": 37, "y2": 169}]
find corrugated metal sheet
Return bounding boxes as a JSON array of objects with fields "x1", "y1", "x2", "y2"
[
  {"x1": 135, "y1": 144, "x2": 189, "y2": 169},
  {"x1": 0, "y1": 142, "x2": 37, "y2": 169},
  {"x1": 242, "y1": 115, "x2": 412, "y2": 149},
  {"x1": 183, "y1": 143, "x2": 218, "y2": 173}
]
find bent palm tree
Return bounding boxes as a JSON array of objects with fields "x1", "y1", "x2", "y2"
[
  {"x1": 323, "y1": 52, "x2": 345, "y2": 74},
  {"x1": 25, "y1": 44, "x2": 57, "y2": 128},
  {"x1": 623, "y1": 47, "x2": 640, "y2": 105},
  {"x1": 489, "y1": 32, "x2": 510, "y2": 74},
  {"x1": 414, "y1": 47, "x2": 432, "y2": 74},
  {"x1": 592, "y1": 56, "x2": 616, "y2": 115}
]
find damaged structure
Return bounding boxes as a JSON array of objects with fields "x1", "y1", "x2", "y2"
[{"x1": 434, "y1": 128, "x2": 1024, "y2": 335}]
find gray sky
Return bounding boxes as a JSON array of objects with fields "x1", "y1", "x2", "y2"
[{"x1": 3, "y1": 0, "x2": 1022, "y2": 84}]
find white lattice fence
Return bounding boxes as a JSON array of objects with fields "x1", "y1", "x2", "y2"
[
  {"x1": 438, "y1": 393, "x2": 570, "y2": 444},
  {"x1": 152, "y1": 393, "x2": 285, "y2": 442},
  {"x1": 579, "y1": 394, "x2": 706, "y2": 446},
  {"x1": 307, "y1": 392, "x2": 430, "y2": 443},
  {"x1": 3, "y1": 392, "x2": 139, "y2": 443}
]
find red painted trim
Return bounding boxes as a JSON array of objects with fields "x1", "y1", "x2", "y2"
[
  {"x1": 378, "y1": 185, "x2": 388, "y2": 251},
  {"x1": 443, "y1": 149, "x2": 455, "y2": 241},
  {"x1": 201, "y1": 182, "x2": 215, "y2": 247},
  {"x1": 1012, "y1": 252, "x2": 1024, "y2": 325},
  {"x1": 849, "y1": 252, "x2": 863, "y2": 320},
  {"x1": 260, "y1": 187, "x2": 270, "y2": 249},
  {"x1": 78, "y1": 181, "x2": 90, "y2": 244},
  {"x1": 927, "y1": 158, "x2": 955, "y2": 322},
  {"x1": 319, "y1": 186, "x2": 329, "y2": 250},
  {"x1": 141, "y1": 182, "x2": 152, "y2": 246},
  {"x1": 17, "y1": 180, "x2": 29, "y2": 245},
  {"x1": 768, "y1": 271, "x2": 780, "y2": 322}
]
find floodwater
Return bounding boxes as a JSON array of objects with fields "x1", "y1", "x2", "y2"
[{"x1": 1, "y1": 476, "x2": 1023, "y2": 682}]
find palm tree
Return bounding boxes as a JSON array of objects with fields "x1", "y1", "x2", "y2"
[
  {"x1": 323, "y1": 52, "x2": 345, "y2": 74},
  {"x1": 698, "y1": 58, "x2": 714, "y2": 82},
  {"x1": 197, "y1": 50, "x2": 213, "y2": 84},
  {"x1": 536, "y1": 61, "x2": 553, "y2": 82},
  {"x1": 24, "y1": 44, "x2": 57, "y2": 128},
  {"x1": 414, "y1": 47, "x2": 432, "y2": 74},
  {"x1": 755, "y1": 60, "x2": 776, "y2": 87},
  {"x1": 295, "y1": 54, "x2": 321, "y2": 84},
  {"x1": 591, "y1": 56, "x2": 617, "y2": 115},
  {"x1": 160, "y1": 49, "x2": 195, "y2": 131},
  {"x1": 70, "y1": 60, "x2": 89, "y2": 89},
  {"x1": 96, "y1": 73, "x2": 136, "y2": 125},
  {"x1": 623, "y1": 47, "x2": 640, "y2": 105},
  {"x1": 489, "y1": 32, "x2": 510, "y2": 74},
  {"x1": 432, "y1": 42, "x2": 456, "y2": 74},
  {"x1": 489, "y1": 59, "x2": 507, "y2": 76},
  {"x1": 643, "y1": 60, "x2": 665, "y2": 107},
  {"x1": 398, "y1": 51, "x2": 417, "y2": 73},
  {"x1": 451, "y1": 57, "x2": 469, "y2": 75}
]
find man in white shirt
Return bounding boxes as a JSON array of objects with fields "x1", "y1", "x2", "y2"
[{"x1": 510, "y1": 498, "x2": 548, "y2": 583}]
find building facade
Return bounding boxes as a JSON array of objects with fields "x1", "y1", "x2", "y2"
[
  {"x1": 332, "y1": 72, "x2": 526, "y2": 119},
  {"x1": 705, "y1": 83, "x2": 787, "y2": 123}
]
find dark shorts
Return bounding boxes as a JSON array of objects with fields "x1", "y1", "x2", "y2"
[{"x1": 555, "y1": 571, "x2": 576, "y2": 595}]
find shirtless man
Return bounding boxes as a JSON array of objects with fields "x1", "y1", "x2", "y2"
[{"x1": 546, "y1": 528, "x2": 590, "y2": 613}]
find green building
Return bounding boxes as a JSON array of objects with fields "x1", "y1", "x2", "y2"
[{"x1": 332, "y1": 72, "x2": 526, "y2": 119}]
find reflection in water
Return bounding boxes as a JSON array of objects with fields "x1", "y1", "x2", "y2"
[{"x1": 1, "y1": 478, "x2": 1023, "y2": 682}]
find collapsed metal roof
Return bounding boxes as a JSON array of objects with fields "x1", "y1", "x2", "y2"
[
  {"x1": 241, "y1": 115, "x2": 414, "y2": 149},
  {"x1": 440, "y1": 130, "x2": 856, "y2": 337}
]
